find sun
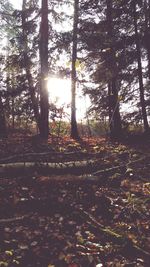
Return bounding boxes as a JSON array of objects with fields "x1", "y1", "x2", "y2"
[
  {"x1": 47, "y1": 77, "x2": 91, "y2": 121},
  {"x1": 47, "y1": 77, "x2": 71, "y2": 107}
]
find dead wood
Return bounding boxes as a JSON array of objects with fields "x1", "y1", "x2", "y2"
[
  {"x1": 0, "y1": 160, "x2": 98, "y2": 176},
  {"x1": 92, "y1": 165, "x2": 126, "y2": 176},
  {"x1": 0, "y1": 151, "x2": 102, "y2": 163},
  {"x1": 0, "y1": 214, "x2": 31, "y2": 225},
  {"x1": 78, "y1": 209, "x2": 150, "y2": 260},
  {"x1": 91, "y1": 155, "x2": 149, "y2": 176},
  {"x1": 0, "y1": 154, "x2": 149, "y2": 181}
]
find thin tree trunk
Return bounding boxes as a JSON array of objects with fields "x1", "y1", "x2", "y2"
[
  {"x1": 12, "y1": 97, "x2": 15, "y2": 129},
  {"x1": 108, "y1": 82, "x2": 112, "y2": 125},
  {"x1": 22, "y1": 0, "x2": 41, "y2": 131},
  {"x1": 39, "y1": 0, "x2": 49, "y2": 139},
  {"x1": 10, "y1": 70, "x2": 15, "y2": 129},
  {"x1": 111, "y1": 79, "x2": 122, "y2": 136},
  {"x1": 106, "y1": 0, "x2": 122, "y2": 138},
  {"x1": 71, "y1": 0, "x2": 80, "y2": 140},
  {"x1": 133, "y1": 1, "x2": 149, "y2": 132},
  {"x1": 0, "y1": 93, "x2": 7, "y2": 138},
  {"x1": 144, "y1": 0, "x2": 150, "y2": 78}
]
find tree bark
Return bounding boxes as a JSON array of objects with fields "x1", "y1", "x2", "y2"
[
  {"x1": 0, "y1": 159, "x2": 98, "y2": 177},
  {"x1": 0, "y1": 93, "x2": 7, "y2": 138},
  {"x1": 144, "y1": 0, "x2": 150, "y2": 79},
  {"x1": 21, "y1": 0, "x2": 41, "y2": 131},
  {"x1": 133, "y1": 1, "x2": 149, "y2": 132},
  {"x1": 106, "y1": 0, "x2": 122, "y2": 139},
  {"x1": 39, "y1": 0, "x2": 49, "y2": 139},
  {"x1": 71, "y1": 0, "x2": 80, "y2": 140}
]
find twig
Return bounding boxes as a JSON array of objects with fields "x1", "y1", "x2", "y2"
[
  {"x1": 78, "y1": 208, "x2": 150, "y2": 260},
  {"x1": 91, "y1": 155, "x2": 149, "y2": 177}
]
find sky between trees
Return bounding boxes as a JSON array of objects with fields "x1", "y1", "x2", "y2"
[{"x1": 0, "y1": 0, "x2": 150, "y2": 139}]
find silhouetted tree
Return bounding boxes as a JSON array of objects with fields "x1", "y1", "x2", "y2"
[
  {"x1": 39, "y1": 0, "x2": 49, "y2": 139},
  {"x1": 21, "y1": 0, "x2": 41, "y2": 131},
  {"x1": 132, "y1": 0, "x2": 149, "y2": 132},
  {"x1": 71, "y1": 0, "x2": 80, "y2": 140},
  {"x1": 106, "y1": 0, "x2": 122, "y2": 138}
]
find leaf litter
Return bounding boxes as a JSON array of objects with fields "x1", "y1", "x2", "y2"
[{"x1": 0, "y1": 134, "x2": 149, "y2": 266}]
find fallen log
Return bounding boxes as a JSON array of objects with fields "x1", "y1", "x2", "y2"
[
  {"x1": 0, "y1": 151, "x2": 103, "y2": 163},
  {"x1": 0, "y1": 160, "x2": 99, "y2": 177},
  {"x1": 0, "y1": 154, "x2": 149, "y2": 180}
]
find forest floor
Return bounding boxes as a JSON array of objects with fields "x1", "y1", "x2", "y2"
[{"x1": 0, "y1": 132, "x2": 150, "y2": 267}]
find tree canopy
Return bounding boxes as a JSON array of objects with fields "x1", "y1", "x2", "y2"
[{"x1": 0, "y1": 0, "x2": 149, "y2": 139}]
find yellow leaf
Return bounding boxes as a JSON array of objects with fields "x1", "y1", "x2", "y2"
[
  {"x1": 93, "y1": 145, "x2": 100, "y2": 151},
  {"x1": 143, "y1": 183, "x2": 150, "y2": 195},
  {"x1": 77, "y1": 235, "x2": 84, "y2": 244},
  {"x1": 0, "y1": 262, "x2": 8, "y2": 267},
  {"x1": 5, "y1": 250, "x2": 13, "y2": 256},
  {"x1": 118, "y1": 95, "x2": 124, "y2": 101},
  {"x1": 66, "y1": 61, "x2": 71, "y2": 67}
]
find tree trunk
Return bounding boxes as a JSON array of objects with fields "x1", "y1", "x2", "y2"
[
  {"x1": 108, "y1": 82, "x2": 122, "y2": 138},
  {"x1": 71, "y1": 0, "x2": 80, "y2": 140},
  {"x1": 21, "y1": 0, "x2": 41, "y2": 131},
  {"x1": 108, "y1": 82, "x2": 112, "y2": 125},
  {"x1": 106, "y1": 0, "x2": 122, "y2": 139},
  {"x1": 12, "y1": 97, "x2": 15, "y2": 129},
  {"x1": 133, "y1": 1, "x2": 149, "y2": 132},
  {"x1": 144, "y1": 0, "x2": 150, "y2": 79},
  {"x1": 0, "y1": 93, "x2": 7, "y2": 138},
  {"x1": 39, "y1": 0, "x2": 49, "y2": 139}
]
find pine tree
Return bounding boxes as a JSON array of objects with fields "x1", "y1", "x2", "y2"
[
  {"x1": 39, "y1": 0, "x2": 49, "y2": 139},
  {"x1": 106, "y1": 0, "x2": 122, "y2": 138},
  {"x1": 71, "y1": 0, "x2": 80, "y2": 140},
  {"x1": 21, "y1": 0, "x2": 41, "y2": 131},
  {"x1": 132, "y1": 0, "x2": 149, "y2": 132}
]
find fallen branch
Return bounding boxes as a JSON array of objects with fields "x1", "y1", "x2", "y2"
[
  {"x1": 79, "y1": 209, "x2": 123, "y2": 240},
  {"x1": 91, "y1": 155, "x2": 149, "y2": 176},
  {"x1": 78, "y1": 209, "x2": 150, "y2": 260},
  {"x1": 92, "y1": 165, "x2": 126, "y2": 176},
  {"x1": 0, "y1": 214, "x2": 31, "y2": 225}
]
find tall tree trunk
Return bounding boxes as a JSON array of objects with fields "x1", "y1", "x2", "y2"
[
  {"x1": 39, "y1": 0, "x2": 49, "y2": 139},
  {"x1": 71, "y1": 0, "x2": 80, "y2": 140},
  {"x1": 144, "y1": 0, "x2": 150, "y2": 78},
  {"x1": 133, "y1": 1, "x2": 149, "y2": 132},
  {"x1": 0, "y1": 93, "x2": 7, "y2": 138},
  {"x1": 108, "y1": 80, "x2": 122, "y2": 138},
  {"x1": 22, "y1": 0, "x2": 41, "y2": 131},
  {"x1": 12, "y1": 97, "x2": 15, "y2": 129},
  {"x1": 106, "y1": 0, "x2": 122, "y2": 138},
  {"x1": 108, "y1": 82, "x2": 112, "y2": 124}
]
